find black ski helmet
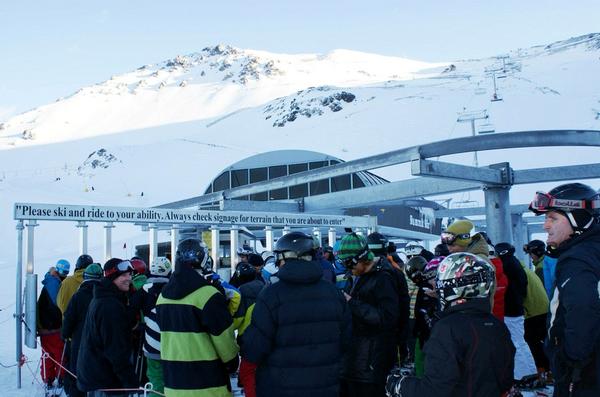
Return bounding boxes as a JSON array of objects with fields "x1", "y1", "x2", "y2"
[
  {"x1": 234, "y1": 262, "x2": 257, "y2": 284},
  {"x1": 529, "y1": 182, "x2": 600, "y2": 232},
  {"x1": 405, "y1": 255, "x2": 428, "y2": 284},
  {"x1": 273, "y1": 231, "x2": 316, "y2": 262},
  {"x1": 76, "y1": 254, "x2": 94, "y2": 270},
  {"x1": 176, "y1": 238, "x2": 210, "y2": 273},
  {"x1": 494, "y1": 242, "x2": 516, "y2": 258},
  {"x1": 367, "y1": 232, "x2": 388, "y2": 256},
  {"x1": 524, "y1": 240, "x2": 545, "y2": 257}
]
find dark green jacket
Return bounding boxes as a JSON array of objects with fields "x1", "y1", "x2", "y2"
[{"x1": 156, "y1": 264, "x2": 239, "y2": 397}]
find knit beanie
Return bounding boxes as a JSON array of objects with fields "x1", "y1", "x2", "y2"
[
  {"x1": 337, "y1": 233, "x2": 375, "y2": 263},
  {"x1": 247, "y1": 253, "x2": 265, "y2": 268},
  {"x1": 445, "y1": 220, "x2": 474, "y2": 247},
  {"x1": 83, "y1": 263, "x2": 103, "y2": 281}
]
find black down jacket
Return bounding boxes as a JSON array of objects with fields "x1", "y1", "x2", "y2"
[
  {"x1": 76, "y1": 278, "x2": 137, "y2": 392},
  {"x1": 341, "y1": 260, "x2": 400, "y2": 385},
  {"x1": 547, "y1": 225, "x2": 600, "y2": 397},
  {"x1": 400, "y1": 298, "x2": 515, "y2": 397},
  {"x1": 242, "y1": 259, "x2": 352, "y2": 397},
  {"x1": 61, "y1": 279, "x2": 99, "y2": 379}
]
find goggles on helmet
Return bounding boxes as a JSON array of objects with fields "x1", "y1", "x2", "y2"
[
  {"x1": 341, "y1": 249, "x2": 370, "y2": 269},
  {"x1": 440, "y1": 232, "x2": 470, "y2": 245},
  {"x1": 530, "y1": 191, "x2": 600, "y2": 214},
  {"x1": 404, "y1": 244, "x2": 423, "y2": 256},
  {"x1": 105, "y1": 260, "x2": 134, "y2": 277}
]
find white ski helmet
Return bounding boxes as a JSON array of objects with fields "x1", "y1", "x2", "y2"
[{"x1": 150, "y1": 256, "x2": 172, "y2": 277}]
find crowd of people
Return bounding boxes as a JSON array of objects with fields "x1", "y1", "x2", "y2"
[{"x1": 35, "y1": 182, "x2": 600, "y2": 397}]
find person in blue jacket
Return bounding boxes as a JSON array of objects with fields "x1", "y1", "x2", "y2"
[{"x1": 529, "y1": 183, "x2": 600, "y2": 397}]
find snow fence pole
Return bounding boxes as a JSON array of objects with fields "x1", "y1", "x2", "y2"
[{"x1": 15, "y1": 220, "x2": 24, "y2": 388}]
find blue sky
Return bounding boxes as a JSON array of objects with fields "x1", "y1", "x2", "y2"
[{"x1": 1, "y1": 0, "x2": 599, "y2": 119}]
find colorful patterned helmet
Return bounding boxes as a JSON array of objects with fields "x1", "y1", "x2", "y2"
[
  {"x1": 435, "y1": 252, "x2": 495, "y2": 308},
  {"x1": 150, "y1": 256, "x2": 172, "y2": 277},
  {"x1": 423, "y1": 256, "x2": 445, "y2": 281}
]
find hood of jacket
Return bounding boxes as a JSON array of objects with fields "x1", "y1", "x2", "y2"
[
  {"x1": 277, "y1": 258, "x2": 323, "y2": 284},
  {"x1": 160, "y1": 263, "x2": 211, "y2": 300},
  {"x1": 467, "y1": 233, "x2": 492, "y2": 257},
  {"x1": 42, "y1": 271, "x2": 62, "y2": 304},
  {"x1": 441, "y1": 296, "x2": 492, "y2": 317}
]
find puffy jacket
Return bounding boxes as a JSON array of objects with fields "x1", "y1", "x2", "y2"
[
  {"x1": 521, "y1": 264, "x2": 549, "y2": 319},
  {"x1": 341, "y1": 260, "x2": 400, "y2": 385},
  {"x1": 400, "y1": 298, "x2": 515, "y2": 397},
  {"x1": 140, "y1": 276, "x2": 169, "y2": 360},
  {"x1": 76, "y1": 278, "x2": 137, "y2": 392},
  {"x1": 62, "y1": 279, "x2": 99, "y2": 376},
  {"x1": 57, "y1": 269, "x2": 84, "y2": 315},
  {"x1": 156, "y1": 264, "x2": 239, "y2": 397},
  {"x1": 233, "y1": 278, "x2": 265, "y2": 337},
  {"x1": 37, "y1": 272, "x2": 63, "y2": 333},
  {"x1": 500, "y1": 254, "x2": 528, "y2": 317},
  {"x1": 243, "y1": 259, "x2": 351, "y2": 397},
  {"x1": 547, "y1": 225, "x2": 600, "y2": 397},
  {"x1": 467, "y1": 234, "x2": 506, "y2": 319}
]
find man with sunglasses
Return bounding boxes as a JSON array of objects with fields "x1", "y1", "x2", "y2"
[
  {"x1": 529, "y1": 183, "x2": 600, "y2": 397},
  {"x1": 77, "y1": 258, "x2": 137, "y2": 396},
  {"x1": 338, "y1": 233, "x2": 400, "y2": 397}
]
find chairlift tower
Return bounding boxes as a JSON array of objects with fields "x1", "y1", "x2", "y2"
[
  {"x1": 457, "y1": 110, "x2": 489, "y2": 167},
  {"x1": 490, "y1": 72, "x2": 503, "y2": 102}
]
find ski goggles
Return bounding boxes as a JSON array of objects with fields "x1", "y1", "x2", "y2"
[
  {"x1": 104, "y1": 260, "x2": 134, "y2": 277},
  {"x1": 341, "y1": 248, "x2": 370, "y2": 269},
  {"x1": 529, "y1": 191, "x2": 600, "y2": 214},
  {"x1": 440, "y1": 232, "x2": 470, "y2": 245}
]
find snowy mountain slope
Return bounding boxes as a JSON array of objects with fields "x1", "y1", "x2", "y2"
[
  {"x1": 0, "y1": 45, "x2": 445, "y2": 144},
  {"x1": 0, "y1": 34, "x2": 599, "y2": 396}
]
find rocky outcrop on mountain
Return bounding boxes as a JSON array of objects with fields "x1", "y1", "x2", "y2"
[
  {"x1": 264, "y1": 87, "x2": 356, "y2": 127},
  {"x1": 77, "y1": 148, "x2": 119, "y2": 176}
]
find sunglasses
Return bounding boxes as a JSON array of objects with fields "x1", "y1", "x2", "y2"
[
  {"x1": 105, "y1": 260, "x2": 134, "y2": 277},
  {"x1": 530, "y1": 191, "x2": 600, "y2": 213}
]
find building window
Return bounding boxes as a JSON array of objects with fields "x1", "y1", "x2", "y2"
[
  {"x1": 270, "y1": 188, "x2": 288, "y2": 200},
  {"x1": 309, "y1": 161, "x2": 328, "y2": 170},
  {"x1": 353, "y1": 173, "x2": 365, "y2": 188},
  {"x1": 290, "y1": 183, "x2": 308, "y2": 198},
  {"x1": 310, "y1": 179, "x2": 330, "y2": 195},
  {"x1": 249, "y1": 167, "x2": 268, "y2": 201},
  {"x1": 231, "y1": 169, "x2": 248, "y2": 188},
  {"x1": 250, "y1": 167, "x2": 268, "y2": 183},
  {"x1": 213, "y1": 171, "x2": 230, "y2": 192},
  {"x1": 289, "y1": 163, "x2": 308, "y2": 174},
  {"x1": 331, "y1": 174, "x2": 351, "y2": 192}
]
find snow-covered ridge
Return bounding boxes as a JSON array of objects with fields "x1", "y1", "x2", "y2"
[{"x1": 0, "y1": 44, "x2": 447, "y2": 146}]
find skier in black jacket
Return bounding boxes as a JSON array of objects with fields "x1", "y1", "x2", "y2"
[
  {"x1": 242, "y1": 231, "x2": 352, "y2": 397},
  {"x1": 61, "y1": 263, "x2": 103, "y2": 397},
  {"x1": 529, "y1": 183, "x2": 600, "y2": 397},
  {"x1": 386, "y1": 252, "x2": 515, "y2": 397},
  {"x1": 77, "y1": 258, "x2": 137, "y2": 395},
  {"x1": 337, "y1": 233, "x2": 400, "y2": 397}
]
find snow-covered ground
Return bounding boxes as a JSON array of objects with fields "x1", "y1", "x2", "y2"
[{"x1": 1, "y1": 34, "x2": 599, "y2": 395}]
